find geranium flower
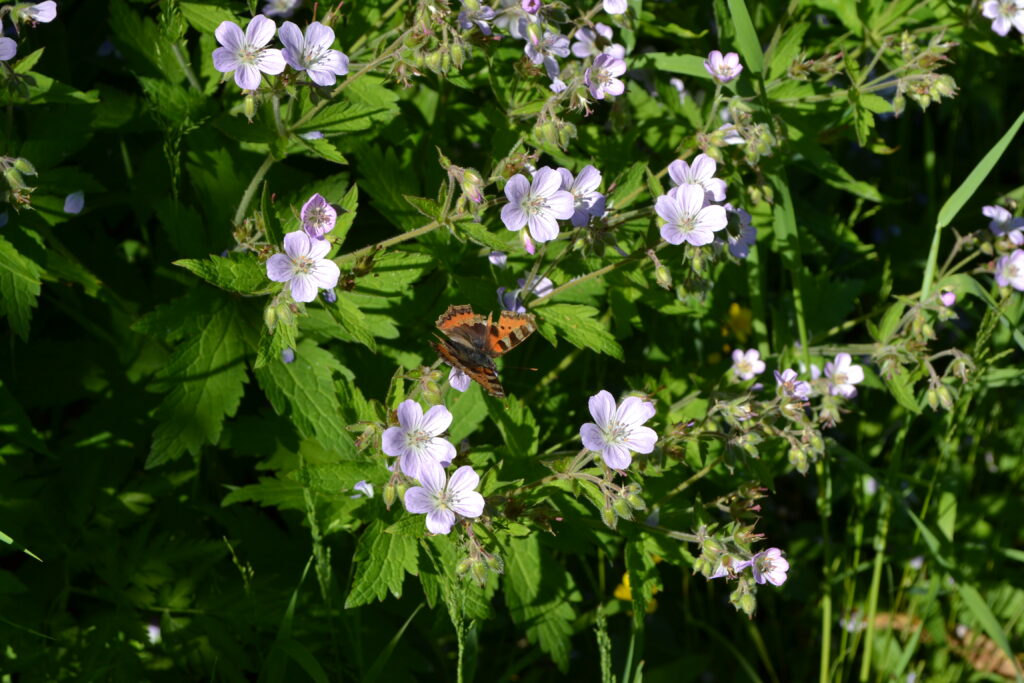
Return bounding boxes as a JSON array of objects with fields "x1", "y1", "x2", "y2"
[
  {"x1": 524, "y1": 31, "x2": 570, "y2": 78},
  {"x1": 448, "y1": 367, "x2": 471, "y2": 392},
  {"x1": 704, "y1": 50, "x2": 743, "y2": 83},
  {"x1": 18, "y1": 1, "x2": 57, "y2": 24},
  {"x1": 655, "y1": 185, "x2": 728, "y2": 246},
  {"x1": 300, "y1": 193, "x2": 337, "y2": 239},
  {"x1": 488, "y1": 251, "x2": 508, "y2": 268},
  {"x1": 382, "y1": 400, "x2": 456, "y2": 479},
  {"x1": 266, "y1": 230, "x2": 341, "y2": 303},
  {"x1": 982, "y1": 0, "x2": 1024, "y2": 36},
  {"x1": 557, "y1": 165, "x2": 605, "y2": 226},
  {"x1": 668, "y1": 154, "x2": 727, "y2": 202},
  {"x1": 262, "y1": 0, "x2": 301, "y2": 18},
  {"x1": 774, "y1": 369, "x2": 811, "y2": 400},
  {"x1": 404, "y1": 464, "x2": 485, "y2": 534},
  {"x1": 731, "y1": 349, "x2": 765, "y2": 381},
  {"x1": 279, "y1": 20, "x2": 349, "y2": 86},
  {"x1": 585, "y1": 53, "x2": 626, "y2": 100},
  {"x1": 500, "y1": 167, "x2": 574, "y2": 243},
  {"x1": 983, "y1": 204, "x2": 1024, "y2": 245},
  {"x1": 824, "y1": 352, "x2": 864, "y2": 398},
  {"x1": 750, "y1": 548, "x2": 789, "y2": 586},
  {"x1": 0, "y1": 19, "x2": 16, "y2": 62},
  {"x1": 571, "y1": 23, "x2": 625, "y2": 59},
  {"x1": 995, "y1": 249, "x2": 1024, "y2": 291},
  {"x1": 603, "y1": 0, "x2": 627, "y2": 14},
  {"x1": 580, "y1": 390, "x2": 658, "y2": 470},
  {"x1": 212, "y1": 15, "x2": 286, "y2": 90},
  {"x1": 63, "y1": 191, "x2": 85, "y2": 215},
  {"x1": 498, "y1": 275, "x2": 554, "y2": 312},
  {"x1": 458, "y1": 2, "x2": 496, "y2": 34}
]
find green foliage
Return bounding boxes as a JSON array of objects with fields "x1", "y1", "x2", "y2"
[{"x1": 346, "y1": 520, "x2": 420, "y2": 609}]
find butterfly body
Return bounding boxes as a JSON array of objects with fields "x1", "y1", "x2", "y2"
[{"x1": 432, "y1": 304, "x2": 536, "y2": 398}]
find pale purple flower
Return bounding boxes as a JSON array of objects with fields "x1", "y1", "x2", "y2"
[
  {"x1": 717, "y1": 123, "x2": 745, "y2": 146},
  {"x1": 549, "y1": 77, "x2": 567, "y2": 93},
  {"x1": 382, "y1": 400, "x2": 456, "y2": 479},
  {"x1": 799, "y1": 361, "x2": 822, "y2": 381},
  {"x1": 655, "y1": 185, "x2": 728, "y2": 246},
  {"x1": 731, "y1": 349, "x2": 765, "y2": 381},
  {"x1": 728, "y1": 221, "x2": 756, "y2": 259},
  {"x1": 494, "y1": 0, "x2": 533, "y2": 39},
  {"x1": 704, "y1": 50, "x2": 743, "y2": 83},
  {"x1": 571, "y1": 23, "x2": 625, "y2": 60},
  {"x1": 580, "y1": 390, "x2": 658, "y2": 471},
  {"x1": 557, "y1": 165, "x2": 605, "y2": 226},
  {"x1": 0, "y1": 20, "x2": 15, "y2": 62},
  {"x1": 521, "y1": 0, "x2": 541, "y2": 13},
  {"x1": 404, "y1": 463, "x2": 485, "y2": 534},
  {"x1": 498, "y1": 275, "x2": 553, "y2": 312},
  {"x1": 281, "y1": 347, "x2": 296, "y2": 363},
  {"x1": 709, "y1": 556, "x2": 751, "y2": 579},
  {"x1": 63, "y1": 191, "x2": 84, "y2": 214},
  {"x1": 262, "y1": 0, "x2": 301, "y2": 18},
  {"x1": 488, "y1": 251, "x2": 508, "y2": 268},
  {"x1": 266, "y1": 230, "x2": 341, "y2": 303},
  {"x1": 982, "y1": 0, "x2": 1024, "y2": 36},
  {"x1": 500, "y1": 167, "x2": 574, "y2": 243},
  {"x1": 301, "y1": 193, "x2": 337, "y2": 239},
  {"x1": 449, "y1": 367, "x2": 471, "y2": 392},
  {"x1": 21, "y1": 1, "x2": 57, "y2": 23},
  {"x1": 603, "y1": 0, "x2": 627, "y2": 14},
  {"x1": 299, "y1": 130, "x2": 325, "y2": 140},
  {"x1": 774, "y1": 369, "x2": 810, "y2": 400},
  {"x1": 995, "y1": 249, "x2": 1024, "y2": 290},
  {"x1": 940, "y1": 290, "x2": 957, "y2": 307},
  {"x1": 321, "y1": 288, "x2": 337, "y2": 303},
  {"x1": 983, "y1": 204, "x2": 1024, "y2": 244},
  {"x1": 824, "y1": 352, "x2": 864, "y2": 398},
  {"x1": 668, "y1": 154, "x2": 727, "y2": 202},
  {"x1": 520, "y1": 229, "x2": 536, "y2": 255},
  {"x1": 280, "y1": 21, "x2": 349, "y2": 87},
  {"x1": 524, "y1": 31, "x2": 569, "y2": 79},
  {"x1": 750, "y1": 547, "x2": 789, "y2": 586},
  {"x1": 350, "y1": 480, "x2": 374, "y2": 499},
  {"x1": 585, "y1": 53, "x2": 626, "y2": 100},
  {"x1": 459, "y1": 3, "x2": 496, "y2": 34},
  {"x1": 212, "y1": 15, "x2": 286, "y2": 90}
]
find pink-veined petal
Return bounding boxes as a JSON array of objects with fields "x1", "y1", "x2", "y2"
[
  {"x1": 602, "y1": 443, "x2": 632, "y2": 470},
  {"x1": 667, "y1": 159, "x2": 689, "y2": 186},
  {"x1": 580, "y1": 422, "x2": 606, "y2": 452},
  {"x1": 403, "y1": 486, "x2": 434, "y2": 514},
  {"x1": 258, "y1": 48, "x2": 286, "y2": 75},
  {"x1": 308, "y1": 259, "x2": 340, "y2": 289},
  {"x1": 246, "y1": 14, "x2": 277, "y2": 48},
  {"x1": 546, "y1": 190, "x2": 575, "y2": 220},
  {"x1": 235, "y1": 63, "x2": 262, "y2": 90},
  {"x1": 531, "y1": 166, "x2": 562, "y2": 198},
  {"x1": 277, "y1": 21, "x2": 304, "y2": 54},
  {"x1": 306, "y1": 235, "x2": 332, "y2": 259},
  {"x1": 527, "y1": 213, "x2": 559, "y2": 242},
  {"x1": 289, "y1": 273, "x2": 317, "y2": 302},
  {"x1": 501, "y1": 203, "x2": 526, "y2": 231},
  {"x1": 425, "y1": 508, "x2": 456, "y2": 534},
  {"x1": 556, "y1": 167, "x2": 575, "y2": 191},
  {"x1": 212, "y1": 47, "x2": 242, "y2": 73},
  {"x1": 266, "y1": 253, "x2": 294, "y2": 282},
  {"x1": 381, "y1": 426, "x2": 406, "y2": 458},
  {"x1": 428, "y1": 437, "x2": 456, "y2": 467},
  {"x1": 654, "y1": 193, "x2": 682, "y2": 225},
  {"x1": 574, "y1": 165, "x2": 602, "y2": 194},
  {"x1": 417, "y1": 460, "x2": 447, "y2": 493},
  {"x1": 283, "y1": 230, "x2": 311, "y2": 259},
  {"x1": 306, "y1": 67, "x2": 338, "y2": 86},
  {"x1": 448, "y1": 465, "x2": 480, "y2": 494},
  {"x1": 451, "y1": 490, "x2": 485, "y2": 518},
  {"x1": 421, "y1": 404, "x2": 453, "y2": 436},
  {"x1": 306, "y1": 21, "x2": 336, "y2": 50},
  {"x1": 690, "y1": 153, "x2": 716, "y2": 182},
  {"x1": 215, "y1": 21, "x2": 245, "y2": 50},
  {"x1": 623, "y1": 425, "x2": 658, "y2": 454},
  {"x1": 396, "y1": 399, "x2": 423, "y2": 430},
  {"x1": 588, "y1": 390, "x2": 616, "y2": 427},
  {"x1": 677, "y1": 184, "x2": 706, "y2": 216}
]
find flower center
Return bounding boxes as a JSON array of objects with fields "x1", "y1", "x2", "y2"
[
  {"x1": 238, "y1": 46, "x2": 262, "y2": 66},
  {"x1": 303, "y1": 44, "x2": 331, "y2": 68},
  {"x1": 736, "y1": 360, "x2": 752, "y2": 374},
  {"x1": 294, "y1": 255, "x2": 316, "y2": 274},
  {"x1": 1000, "y1": 0, "x2": 1018, "y2": 18},
  {"x1": 307, "y1": 206, "x2": 330, "y2": 228},
  {"x1": 601, "y1": 419, "x2": 629, "y2": 446},
  {"x1": 404, "y1": 428, "x2": 432, "y2": 451},
  {"x1": 834, "y1": 371, "x2": 848, "y2": 385},
  {"x1": 521, "y1": 194, "x2": 547, "y2": 217},
  {"x1": 1007, "y1": 263, "x2": 1020, "y2": 279}
]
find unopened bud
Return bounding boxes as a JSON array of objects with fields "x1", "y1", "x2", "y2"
[
  {"x1": 461, "y1": 167, "x2": 485, "y2": 203},
  {"x1": 470, "y1": 559, "x2": 488, "y2": 586},
  {"x1": 13, "y1": 158, "x2": 37, "y2": 176},
  {"x1": 600, "y1": 505, "x2": 618, "y2": 529},
  {"x1": 789, "y1": 447, "x2": 809, "y2": 475},
  {"x1": 936, "y1": 385, "x2": 954, "y2": 411},
  {"x1": 525, "y1": 22, "x2": 543, "y2": 46},
  {"x1": 739, "y1": 591, "x2": 756, "y2": 616},
  {"x1": 383, "y1": 482, "x2": 398, "y2": 508},
  {"x1": 456, "y1": 558, "x2": 473, "y2": 576},
  {"x1": 926, "y1": 388, "x2": 939, "y2": 412},
  {"x1": 450, "y1": 43, "x2": 465, "y2": 70},
  {"x1": 263, "y1": 303, "x2": 278, "y2": 331},
  {"x1": 244, "y1": 94, "x2": 256, "y2": 122},
  {"x1": 4, "y1": 168, "x2": 25, "y2": 190},
  {"x1": 485, "y1": 552, "x2": 504, "y2": 574},
  {"x1": 612, "y1": 497, "x2": 633, "y2": 520},
  {"x1": 655, "y1": 264, "x2": 672, "y2": 290}
]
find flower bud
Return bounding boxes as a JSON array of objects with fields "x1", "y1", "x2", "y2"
[
  {"x1": 13, "y1": 158, "x2": 37, "y2": 176},
  {"x1": 600, "y1": 505, "x2": 618, "y2": 529},
  {"x1": 525, "y1": 22, "x2": 543, "y2": 46},
  {"x1": 450, "y1": 42, "x2": 465, "y2": 70},
  {"x1": 456, "y1": 558, "x2": 473, "y2": 576},
  {"x1": 789, "y1": 447, "x2": 809, "y2": 475},
  {"x1": 738, "y1": 591, "x2": 757, "y2": 617},
  {"x1": 655, "y1": 264, "x2": 672, "y2": 290},
  {"x1": 470, "y1": 559, "x2": 488, "y2": 586},
  {"x1": 263, "y1": 303, "x2": 278, "y2": 331},
  {"x1": 4, "y1": 168, "x2": 25, "y2": 191},
  {"x1": 612, "y1": 497, "x2": 634, "y2": 520},
  {"x1": 425, "y1": 50, "x2": 443, "y2": 73},
  {"x1": 461, "y1": 168, "x2": 485, "y2": 203},
  {"x1": 244, "y1": 94, "x2": 257, "y2": 122},
  {"x1": 936, "y1": 385, "x2": 954, "y2": 411},
  {"x1": 383, "y1": 481, "x2": 398, "y2": 508},
  {"x1": 484, "y1": 552, "x2": 504, "y2": 574},
  {"x1": 926, "y1": 387, "x2": 939, "y2": 412}
]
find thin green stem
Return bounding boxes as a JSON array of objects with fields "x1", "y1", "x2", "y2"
[
  {"x1": 171, "y1": 43, "x2": 202, "y2": 92},
  {"x1": 233, "y1": 154, "x2": 276, "y2": 226},
  {"x1": 272, "y1": 95, "x2": 287, "y2": 138},
  {"x1": 817, "y1": 459, "x2": 833, "y2": 683},
  {"x1": 337, "y1": 220, "x2": 442, "y2": 263}
]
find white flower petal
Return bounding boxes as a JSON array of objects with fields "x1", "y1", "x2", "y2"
[
  {"x1": 266, "y1": 253, "x2": 294, "y2": 282},
  {"x1": 404, "y1": 486, "x2": 434, "y2": 514},
  {"x1": 426, "y1": 508, "x2": 456, "y2": 534},
  {"x1": 396, "y1": 399, "x2": 423, "y2": 430},
  {"x1": 283, "y1": 231, "x2": 311, "y2": 259},
  {"x1": 246, "y1": 14, "x2": 277, "y2": 49},
  {"x1": 421, "y1": 404, "x2": 453, "y2": 436},
  {"x1": 278, "y1": 21, "x2": 304, "y2": 54},
  {"x1": 448, "y1": 465, "x2": 480, "y2": 494},
  {"x1": 381, "y1": 426, "x2": 406, "y2": 457},
  {"x1": 309, "y1": 259, "x2": 340, "y2": 290},
  {"x1": 451, "y1": 490, "x2": 485, "y2": 518},
  {"x1": 258, "y1": 48, "x2": 287, "y2": 75},
  {"x1": 289, "y1": 273, "x2": 317, "y2": 302},
  {"x1": 580, "y1": 422, "x2": 606, "y2": 452},
  {"x1": 235, "y1": 63, "x2": 263, "y2": 90},
  {"x1": 602, "y1": 443, "x2": 632, "y2": 470},
  {"x1": 531, "y1": 166, "x2": 562, "y2": 198},
  {"x1": 623, "y1": 425, "x2": 658, "y2": 454},
  {"x1": 215, "y1": 21, "x2": 245, "y2": 50},
  {"x1": 588, "y1": 390, "x2": 616, "y2": 427}
]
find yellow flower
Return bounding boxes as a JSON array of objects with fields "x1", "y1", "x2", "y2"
[
  {"x1": 613, "y1": 572, "x2": 659, "y2": 613},
  {"x1": 725, "y1": 302, "x2": 753, "y2": 344}
]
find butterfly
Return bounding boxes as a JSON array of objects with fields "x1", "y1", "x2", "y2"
[{"x1": 431, "y1": 304, "x2": 537, "y2": 398}]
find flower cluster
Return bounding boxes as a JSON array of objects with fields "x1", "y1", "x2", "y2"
[
  {"x1": 382, "y1": 400, "x2": 485, "y2": 535},
  {"x1": 0, "y1": 2, "x2": 57, "y2": 63},
  {"x1": 986, "y1": 205, "x2": 1024, "y2": 292},
  {"x1": 655, "y1": 154, "x2": 729, "y2": 247},
  {"x1": 501, "y1": 164, "x2": 607, "y2": 246},
  {"x1": 212, "y1": 14, "x2": 349, "y2": 90}
]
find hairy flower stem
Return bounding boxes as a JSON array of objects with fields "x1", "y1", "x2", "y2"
[{"x1": 232, "y1": 154, "x2": 276, "y2": 226}]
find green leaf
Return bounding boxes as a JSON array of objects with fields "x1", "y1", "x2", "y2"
[
  {"x1": 323, "y1": 291, "x2": 378, "y2": 352},
  {"x1": 767, "y1": 22, "x2": 809, "y2": 80},
  {"x1": 883, "y1": 368, "x2": 921, "y2": 414},
  {"x1": 345, "y1": 520, "x2": 419, "y2": 608},
  {"x1": 486, "y1": 394, "x2": 539, "y2": 456},
  {"x1": 222, "y1": 476, "x2": 306, "y2": 510},
  {"x1": 956, "y1": 584, "x2": 1024, "y2": 680},
  {"x1": 297, "y1": 78, "x2": 400, "y2": 137},
  {"x1": 640, "y1": 53, "x2": 709, "y2": 79},
  {"x1": 296, "y1": 136, "x2": 348, "y2": 165},
  {"x1": 625, "y1": 539, "x2": 660, "y2": 632},
  {"x1": 876, "y1": 301, "x2": 906, "y2": 342},
  {"x1": 0, "y1": 234, "x2": 43, "y2": 341},
  {"x1": 454, "y1": 220, "x2": 510, "y2": 251},
  {"x1": 941, "y1": 273, "x2": 1024, "y2": 352},
  {"x1": 333, "y1": 184, "x2": 359, "y2": 247},
  {"x1": 937, "y1": 491, "x2": 956, "y2": 543},
  {"x1": 351, "y1": 250, "x2": 435, "y2": 295},
  {"x1": 256, "y1": 316, "x2": 298, "y2": 370},
  {"x1": 0, "y1": 71, "x2": 101, "y2": 106},
  {"x1": 504, "y1": 536, "x2": 578, "y2": 672},
  {"x1": 607, "y1": 162, "x2": 650, "y2": 210},
  {"x1": 291, "y1": 461, "x2": 386, "y2": 494},
  {"x1": 255, "y1": 339, "x2": 356, "y2": 454},
  {"x1": 403, "y1": 195, "x2": 441, "y2": 221},
  {"x1": 178, "y1": 2, "x2": 239, "y2": 34},
  {"x1": 726, "y1": 0, "x2": 763, "y2": 75},
  {"x1": 448, "y1": 382, "x2": 488, "y2": 443},
  {"x1": 535, "y1": 303, "x2": 624, "y2": 361},
  {"x1": 137, "y1": 291, "x2": 254, "y2": 468},
  {"x1": 174, "y1": 253, "x2": 271, "y2": 294}
]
